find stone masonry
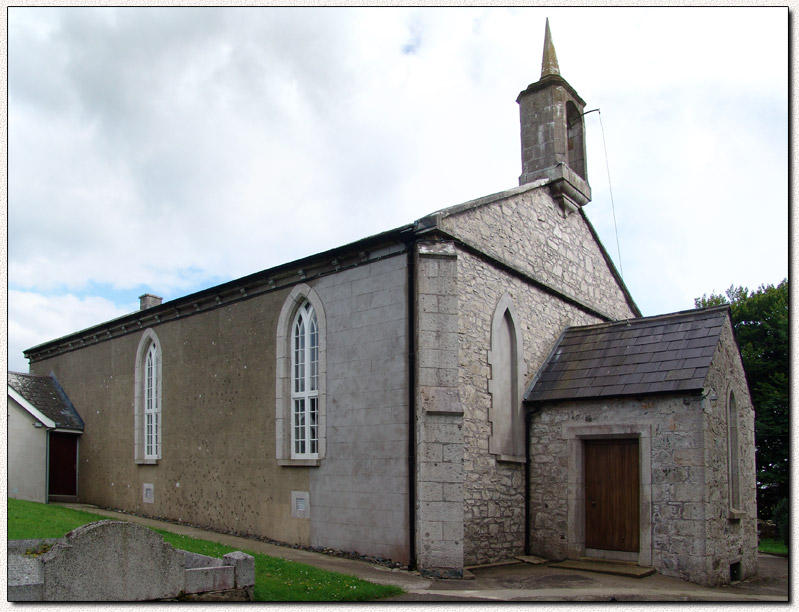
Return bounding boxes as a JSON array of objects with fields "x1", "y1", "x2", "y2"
[
  {"x1": 414, "y1": 240, "x2": 464, "y2": 577},
  {"x1": 425, "y1": 183, "x2": 636, "y2": 567},
  {"x1": 699, "y1": 317, "x2": 757, "y2": 585},
  {"x1": 457, "y1": 249, "x2": 605, "y2": 566},
  {"x1": 436, "y1": 183, "x2": 635, "y2": 322},
  {"x1": 526, "y1": 317, "x2": 758, "y2": 588},
  {"x1": 8, "y1": 520, "x2": 255, "y2": 601}
]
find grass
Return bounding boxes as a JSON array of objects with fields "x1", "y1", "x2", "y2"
[
  {"x1": 8, "y1": 498, "x2": 403, "y2": 602},
  {"x1": 758, "y1": 538, "x2": 788, "y2": 556},
  {"x1": 8, "y1": 498, "x2": 114, "y2": 540}
]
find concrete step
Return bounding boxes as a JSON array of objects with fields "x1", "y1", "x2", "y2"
[
  {"x1": 548, "y1": 559, "x2": 656, "y2": 578},
  {"x1": 515, "y1": 555, "x2": 548, "y2": 565}
]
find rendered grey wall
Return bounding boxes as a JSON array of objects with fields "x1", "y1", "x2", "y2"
[
  {"x1": 8, "y1": 398, "x2": 48, "y2": 503},
  {"x1": 32, "y1": 290, "x2": 313, "y2": 545},
  {"x1": 308, "y1": 253, "x2": 410, "y2": 563},
  {"x1": 29, "y1": 249, "x2": 411, "y2": 564}
]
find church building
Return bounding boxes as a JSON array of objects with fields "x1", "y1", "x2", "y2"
[{"x1": 17, "y1": 21, "x2": 756, "y2": 587}]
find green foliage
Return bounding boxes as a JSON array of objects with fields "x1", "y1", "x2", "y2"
[
  {"x1": 758, "y1": 538, "x2": 788, "y2": 556},
  {"x1": 772, "y1": 497, "x2": 789, "y2": 546},
  {"x1": 695, "y1": 279, "x2": 789, "y2": 518},
  {"x1": 7, "y1": 499, "x2": 402, "y2": 602}
]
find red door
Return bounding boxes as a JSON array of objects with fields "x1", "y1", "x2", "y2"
[
  {"x1": 49, "y1": 433, "x2": 79, "y2": 497},
  {"x1": 584, "y1": 438, "x2": 639, "y2": 552}
]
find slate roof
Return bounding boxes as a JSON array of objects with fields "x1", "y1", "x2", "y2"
[
  {"x1": 8, "y1": 372, "x2": 84, "y2": 431},
  {"x1": 524, "y1": 306, "x2": 730, "y2": 403}
]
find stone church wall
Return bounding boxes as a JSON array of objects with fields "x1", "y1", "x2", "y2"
[
  {"x1": 527, "y1": 397, "x2": 703, "y2": 577},
  {"x1": 457, "y1": 248, "x2": 604, "y2": 566},
  {"x1": 526, "y1": 354, "x2": 757, "y2": 588},
  {"x1": 438, "y1": 182, "x2": 635, "y2": 321},
  {"x1": 414, "y1": 240, "x2": 466, "y2": 576},
  {"x1": 699, "y1": 318, "x2": 758, "y2": 585},
  {"x1": 444, "y1": 185, "x2": 636, "y2": 567}
]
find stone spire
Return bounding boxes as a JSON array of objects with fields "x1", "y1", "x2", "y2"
[
  {"x1": 540, "y1": 18, "x2": 560, "y2": 78},
  {"x1": 517, "y1": 18, "x2": 590, "y2": 214}
]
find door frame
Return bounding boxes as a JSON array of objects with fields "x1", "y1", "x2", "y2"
[
  {"x1": 564, "y1": 422, "x2": 652, "y2": 567},
  {"x1": 48, "y1": 430, "x2": 81, "y2": 503}
]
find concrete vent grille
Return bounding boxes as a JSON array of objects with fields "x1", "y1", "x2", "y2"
[{"x1": 291, "y1": 491, "x2": 310, "y2": 519}]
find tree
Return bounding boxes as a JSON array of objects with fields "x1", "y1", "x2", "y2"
[{"x1": 695, "y1": 279, "x2": 788, "y2": 519}]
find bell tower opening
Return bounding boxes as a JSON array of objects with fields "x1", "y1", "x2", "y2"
[{"x1": 566, "y1": 101, "x2": 586, "y2": 181}]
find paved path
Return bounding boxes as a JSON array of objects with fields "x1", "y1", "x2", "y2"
[{"x1": 55, "y1": 504, "x2": 789, "y2": 602}]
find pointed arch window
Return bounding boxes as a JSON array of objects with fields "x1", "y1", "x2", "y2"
[
  {"x1": 488, "y1": 294, "x2": 527, "y2": 462},
  {"x1": 135, "y1": 329, "x2": 163, "y2": 463},
  {"x1": 144, "y1": 342, "x2": 161, "y2": 459},
  {"x1": 276, "y1": 284, "x2": 326, "y2": 466},
  {"x1": 291, "y1": 301, "x2": 319, "y2": 459},
  {"x1": 727, "y1": 390, "x2": 741, "y2": 510}
]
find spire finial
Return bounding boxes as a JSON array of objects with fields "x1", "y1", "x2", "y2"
[{"x1": 541, "y1": 18, "x2": 560, "y2": 78}]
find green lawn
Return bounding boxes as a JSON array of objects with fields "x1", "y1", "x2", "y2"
[
  {"x1": 8, "y1": 498, "x2": 112, "y2": 540},
  {"x1": 758, "y1": 538, "x2": 788, "y2": 556},
  {"x1": 8, "y1": 498, "x2": 403, "y2": 602}
]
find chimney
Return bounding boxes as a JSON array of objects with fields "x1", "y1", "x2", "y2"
[{"x1": 139, "y1": 294, "x2": 163, "y2": 310}]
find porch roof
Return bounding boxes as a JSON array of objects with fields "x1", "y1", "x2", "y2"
[
  {"x1": 524, "y1": 306, "x2": 729, "y2": 403},
  {"x1": 8, "y1": 372, "x2": 84, "y2": 431}
]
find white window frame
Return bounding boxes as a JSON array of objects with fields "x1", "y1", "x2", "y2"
[
  {"x1": 144, "y1": 341, "x2": 161, "y2": 460},
  {"x1": 276, "y1": 284, "x2": 326, "y2": 466},
  {"x1": 135, "y1": 329, "x2": 163, "y2": 464},
  {"x1": 291, "y1": 302, "x2": 319, "y2": 459}
]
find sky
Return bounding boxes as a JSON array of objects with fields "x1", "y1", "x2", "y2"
[{"x1": 7, "y1": 6, "x2": 789, "y2": 373}]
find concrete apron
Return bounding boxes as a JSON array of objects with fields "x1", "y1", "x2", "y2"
[{"x1": 53, "y1": 504, "x2": 787, "y2": 602}]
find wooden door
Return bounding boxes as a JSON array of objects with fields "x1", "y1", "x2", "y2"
[
  {"x1": 584, "y1": 438, "x2": 639, "y2": 552},
  {"x1": 49, "y1": 433, "x2": 78, "y2": 497}
]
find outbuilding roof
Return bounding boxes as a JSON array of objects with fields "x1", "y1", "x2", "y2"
[
  {"x1": 8, "y1": 372, "x2": 84, "y2": 431},
  {"x1": 524, "y1": 306, "x2": 730, "y2": 404}
]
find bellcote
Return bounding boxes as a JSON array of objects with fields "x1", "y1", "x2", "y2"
[{"x1": 517, "y1": 19, "x2": 591, "y2": 215}]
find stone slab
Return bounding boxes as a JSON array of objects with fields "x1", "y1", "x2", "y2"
[
  {"x1": 548, "y1": 559, "x2": 656, "y2": 578},
  {"x1": 40, "y1": 520, "x2": 186, "y2": 601},
  {"x1": 185, "y1": 566, "x2": 236, "y2": 594},
  {"x1": 516, "y1": 555, "x2": 548, "y2": 565}
]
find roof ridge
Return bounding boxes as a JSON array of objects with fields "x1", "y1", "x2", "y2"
[
  {"x1": 563, "y1": 305, "x2": 729, "y2": 334},
  {"x1": 8, "y1": 371, "x2": 46, "y2": 379}
]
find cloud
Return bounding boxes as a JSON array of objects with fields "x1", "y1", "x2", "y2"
[
  {"x1": 8, "y1": 290, "x2": 137, "y2": 372},
  {"x1": 8, "y1": 7, "x2": 788, "y2": 368}
]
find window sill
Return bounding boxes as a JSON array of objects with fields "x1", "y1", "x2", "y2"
[
  {"x1": 278, "y1": 458, "x2": 321, "y2": 467},
  {"x1": 728, "y1": 509, "x2": 746, "y2": 521},
  {"x1": 495, "y1": 454, "x2": 526, "y2": 464},
  {"x1": 135, "y1": 459, "x2": 159, "y2": 465}
]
